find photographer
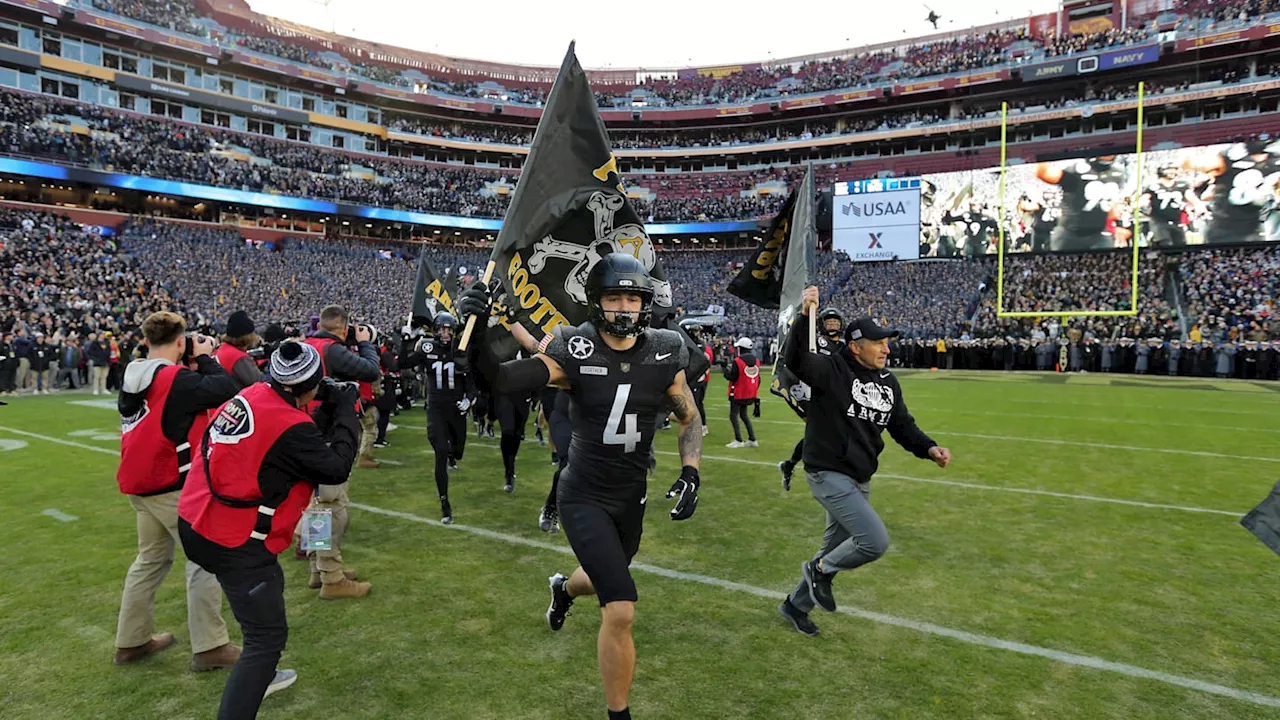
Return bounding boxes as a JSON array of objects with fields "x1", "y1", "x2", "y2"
[
  {"x1": 301, "y1": 305, "x2": 380, "y2": 598},
  {"x1": 722, "y1": 337, "x2": 760, "y2": 448},
  {"x1": 215, "y1": 311, "x2": 263, "y2": 389},
  {"x1": 114, "y1": 312, "x2": 241, "y2": 672},
  {"x1": 179, "y1": 342, "x2": 363, "y2": 718}
]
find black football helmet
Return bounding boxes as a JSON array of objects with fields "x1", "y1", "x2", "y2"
[
  {"x1": 818, "y1": 307, "x2": 844, "y2": 340},
  {"x1": 586, "y1": 253, "x2": 653, "y2": 338},
  {"x1": 433, "y1": 311, "x2": 457, "y2": 344}
]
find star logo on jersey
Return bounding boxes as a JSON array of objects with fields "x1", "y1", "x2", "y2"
[{"x1": 567, "y1": 335, "x2": 595, "y2": 360}]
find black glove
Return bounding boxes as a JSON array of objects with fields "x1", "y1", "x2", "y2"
[
  {"x1": 666, "y1": 465, "x2": 700, "y2": 521},
  {"x1": 454, "y1": 282, "x2": 492, "y2": 327}
]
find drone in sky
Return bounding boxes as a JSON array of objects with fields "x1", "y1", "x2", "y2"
[{"x1": 925, "y1": 6, "x2": 941, "y2": 29}]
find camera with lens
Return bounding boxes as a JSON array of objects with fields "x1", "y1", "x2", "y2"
[{"x1": 315, "y1": 377, "x2": 359, "y2": 404}]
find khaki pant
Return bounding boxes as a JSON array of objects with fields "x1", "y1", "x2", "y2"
[
  {"x1": 358, "y1": 406, "x2": 378, "y2": 458},
  {"x1": 116, "y1": 492, "x2": 229, "y2": 653},
  {"x1": 308, "y1": 482, "x2": 351, "y2": 584},
  {"x1": 92, "y1": 365, "x2": 109, "y2": 393},
  {"x1": 16, "y1": 357, "x2": 30, "y2": 390}
]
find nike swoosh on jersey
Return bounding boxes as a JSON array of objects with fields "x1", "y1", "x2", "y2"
[
  {"x1": 880, "y1": 372, "x2": 890, "y2": 378},
  {"x1": 655, "y1": 352, "x2": 673, "y2": 360}
]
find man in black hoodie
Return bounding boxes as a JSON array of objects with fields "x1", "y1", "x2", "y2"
[{"x1": 776, "y1": 286, "x2": 952, "y2": 638}]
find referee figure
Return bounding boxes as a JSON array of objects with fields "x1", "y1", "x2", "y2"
[{"x1": 778, "y1": 286, "x2": 951, "y2": 636}]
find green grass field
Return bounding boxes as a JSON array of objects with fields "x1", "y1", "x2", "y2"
[{"x1": 3, "y1": 371, "x2": 1280, "y2": 719}]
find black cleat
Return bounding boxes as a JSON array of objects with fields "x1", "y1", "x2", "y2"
[
  {"x1": 476, "y1": 422, "x2": 484, "y2": 438},
  {"x1": 546, "y1": 573, "x2": 574, "y2": 631},
  {"x1": 550, "y1": 452, "x2": 559, "y2": 466},
  {"x1": 538, "y1": 505, "x2": 559, "y2": 534},
  {"x1": 803, "y1": 560, "x2": 837, "y2": 612},
  {"x1": 536, "y1": 428, "x2": 545, "y2": 446},
  {"x1": 440, "y1": 497, "x2": 453, "y2": 525},
  {"x1": 486, "y1": 425, "x2": 496, "y2": 439},
  {"x1": 447, "y1": 458, "x2": 459, "y2": 472},
  {"x1": 503, "y1": 475, "x2": 515, "y2": 494},
  {"x1": 778, "y1": 596, "x2": 819, "y2": 637},
  {"x1": 373, "y1": 440, "x2": 389, "y2": 449},
  {"x1": 778, "y1": 460, "x2": 795, "y2": 492}
]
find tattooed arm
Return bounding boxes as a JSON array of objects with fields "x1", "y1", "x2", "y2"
[{"x1": 665, "y1": 370, "x2": 702, "y2": 469}]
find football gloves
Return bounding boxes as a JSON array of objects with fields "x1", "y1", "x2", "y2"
[{"x1": 666, "y1": 465, "x2": 700, "y2": 521}]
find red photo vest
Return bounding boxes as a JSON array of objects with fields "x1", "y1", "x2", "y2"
[
  {"x1": 214, "y1": 343, "x2": 248, "y2": 375},
  {"x1": 728, "y1": 356, "x2": 761, "y2": 400},
  {"x1": 179, "y1": 383, "x2": 314, "y2": 554},
  {"x1": 700, "y1": 346, "x2": 714, "y2": 384},
  {"x1": 118, "y1": 364, "x2": 198, "y2": 496}
]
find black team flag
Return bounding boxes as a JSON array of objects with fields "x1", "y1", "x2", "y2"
[
  {"x1": 460, "y1": 42, "x2": 677, "y2": 364},
  {"x1": 1242, "y1": 480, "x2": 1280, "y2": 557},
  {"x1": 410, "y1": 245, "x2": 454, "y2": 325},
  {"x1": 727, "y1": 165, "x2": 817, "y2": 416}
]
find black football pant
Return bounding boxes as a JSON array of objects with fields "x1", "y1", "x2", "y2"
[
  {"x1": 496, "y1": 393, "x2": 530, "y2": 479},
  {"x1": 690, "y1": 380, "x2": 707, "y2": 427},
  {"x1": 428, "y1": 406, "x2": 467, "y2": 499}
]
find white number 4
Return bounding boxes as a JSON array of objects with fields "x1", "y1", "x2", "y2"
[{"x1": 604, "y1": 384, "x2": 641, "y2": 453}]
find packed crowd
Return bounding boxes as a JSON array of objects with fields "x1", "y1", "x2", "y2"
[
  {"x1": 1180, "y1": 245, "x2": 1280, "y2": 343},
  {"x1": 0, "y1": 89, "x2": 800, "y2": 221},
  {"x1": 971, "y1": 251, "x2": 1179, "y2": 341},
  {"x1": 1039, "y1": 27, "x2": 1152, "y2": 57},
  {"x1": 1174, "y1": 0, "x2": 1280, "y2": 23},
  {"x1": 4, "y1": 206, "x2": 1279, "y2": 395},
  {"x1": 81, "y1": 0, "x2": 1175, "y2": 108}
]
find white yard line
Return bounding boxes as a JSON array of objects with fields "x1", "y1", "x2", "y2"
[
  {"x1": 351, "y1": 501, "x2": 1280, "y2": 710},
  {"x1": 0, "y1": 426, "x2": 117, "y2": 455},
  {"x1": 423, "y1": 442, "x2": 1245, "y2": 517}
]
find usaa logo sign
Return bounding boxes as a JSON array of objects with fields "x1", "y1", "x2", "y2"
[{"x1": 841, "y1": 201, "x2": 907, "y2": 217}]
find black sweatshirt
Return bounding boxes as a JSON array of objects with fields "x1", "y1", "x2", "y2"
[
  {"x1": 257, "y1": 384, "x2": 360, "y2": 498},
  {"x1": 784, "y1": 311, "x2": 937, "y2": 483}
]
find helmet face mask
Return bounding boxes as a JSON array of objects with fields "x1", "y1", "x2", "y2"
[
  {"x1": 818, "y1": 307, "x2": 844, "y2": 339},
  {"x1": 586, "y1": 253, "x2": 654, "y2": 339},
  {"x1": 433, "y1": 312, "x2": 457, "y2": 345}
]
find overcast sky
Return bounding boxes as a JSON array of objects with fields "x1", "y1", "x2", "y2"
[{"x1": 245, "y1": 0, "x2": 1060, "y2": 69}]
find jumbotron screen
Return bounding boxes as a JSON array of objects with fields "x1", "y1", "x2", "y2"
[{"x1": 917, "y1": 140, "x2": 1280, "y2": 257}]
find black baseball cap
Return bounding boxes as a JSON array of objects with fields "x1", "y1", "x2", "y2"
[{"x1": 846, "y1": 316, "x2": 899, "y2": 342}]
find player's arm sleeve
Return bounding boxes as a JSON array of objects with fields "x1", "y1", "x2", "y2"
[
  {"x1": 887, "y1": 385, "x2": 938, "y2": 460},
  {"x1": 783, "y1": 312, "x2": 832, "y2": 387}
]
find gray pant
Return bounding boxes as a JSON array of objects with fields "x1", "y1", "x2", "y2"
[{"x1": 789, "y1": 470, "x2": 890, "y2": 614}]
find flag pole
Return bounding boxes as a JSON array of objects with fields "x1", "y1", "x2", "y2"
[{"x1": 457, "y1": 260, "x2": 495, "y2": 352}]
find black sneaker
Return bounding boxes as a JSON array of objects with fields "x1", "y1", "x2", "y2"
[
  {"x1": 373, "y1": 440, "x2": 389, "y2": 449},
  {"x1": 476, "y1": 422, "x2": 484, "y2": 438},
  {"x1": 550, "y1": 452, "x2": 559, "y2": 466},
  {"x1": 778, "y1": 460, "x2": 794, "y2": 492},
  {"x1": 538, "y1": 505, "x2": 559, "y2": 534},
  {"x1": 778, "y1": 596, "x2": 819, "y2": 637},
  {"x1": 486, "y1": 425, "x2": 496, "y2": 439},
  {"x1": 803, "y1": 560, "x2": 837, "y2": 612},
  {"x1": 546, "y1": 573, "x2": 573, "y2": 631},
  {"x1": 503, "y1": 475, "x2": 515, "y2": 494},
  {"x1": 440, "y1": 497, "x2": 453, "y2": 525}
]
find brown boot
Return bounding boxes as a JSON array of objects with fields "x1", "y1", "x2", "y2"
[
  {"x1": 113, "y1": 632, "x2": 176, "y2": 665},
  {"x1": 318, "y1": 578, "x2": 372, "y2": 600},
  {"x1": 293, "y1": 546, "x2": 309, "y2": 561},
  {"x1": 191, "y1": 643, "x2": 241, "y2": 672},
  {"x1": 357, "y1": 455, "x2": 380, "y2": 469},
  {"x1": 308, "y1": 569, "x2": 358, "y2": 590}
]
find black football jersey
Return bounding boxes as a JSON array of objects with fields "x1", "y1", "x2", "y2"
[
  {"x1": 543, "y1": 322, "x2": 688, "y2": 492},
  {"x1": 1057, "y1": 161, "x2": 1125, "y2": 234},
  {"x1": 1210, "y1": 147, "x2": 1280, "y2": 236},
  {"x1": 411, "y1": 337, "x2": 470, "y2": 404},
  {"x1": 1146, "y1": 181, "x2": 1189, "y2": 224}
]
